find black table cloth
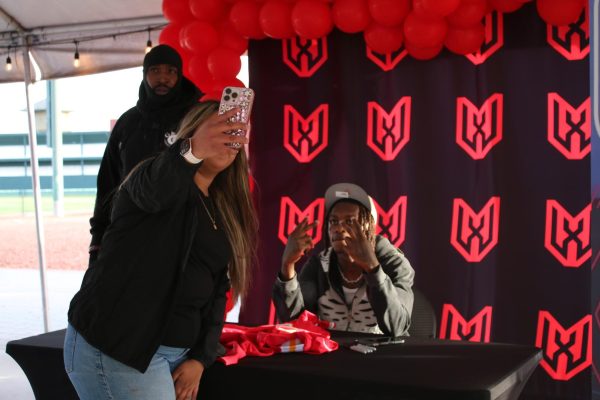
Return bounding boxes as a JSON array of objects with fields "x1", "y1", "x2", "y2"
[{"x1": 6, "y1": 329, "x2": 541, "y2": 400}]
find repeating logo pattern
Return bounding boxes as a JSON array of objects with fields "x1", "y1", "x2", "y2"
[
  {"x1": 544, "y1": 200, "x2": 591, "y2": 267},
  {"x1": 547, "y1": 7, "x2": 589, "y2": 60},
  {"x1": 367, "y1": 98, "x2": 412, "y2": 161},
  {"x1": 283, "y1": 104, "x2": 329, "y2": 163},
  {"x1": 456, "y1": 94, "x2": 503, "y2": 160},
  {"x1": 278, "y1": 197, "x2": 325, "y2": 245},
  {"x1": 547, "y1": 93, "x2": 591, "y2": 159},
  {"x1": 282, "y1": 37, "x2": 328, "y2": 78},
  {"x1": 439, "y1": 304, "x2": 493, "y2": 342},
  {"x1": 372, "y1": 196, "x2": 408, "y2": 247},
  {"x1": 366, "y1": 46, "x2": 408, "y2": 72},
  {"x1": 451, "y1": 197, "x2": 501, "y2": 262},
  {"x1": 535, "y1": 311, "x2": 592, "y2": 381},
  {"x1": 466, "y1": 11, "x2": 504, "y2": 65},
  {"x1": 266, "y1": 8, "x2": 591, "y2": 387}
]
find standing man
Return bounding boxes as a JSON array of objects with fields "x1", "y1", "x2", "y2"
[
  {"x1": 88, "y1": 44, "x2": 202, "y2": 260},
  {"x1": 272, "y1": 183, "x2": 415, "y2": 336}
]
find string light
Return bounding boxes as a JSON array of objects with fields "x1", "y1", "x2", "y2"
[
  {"x1": 145, "y1": 28, "x2": 152, "y2": 54},
  {"x1": 5, "y1": 46, "x2": 12, "y2": 71},
  {"x1": 73, "y1": 41, "x2": 80, "y2": 68},
  {"x1": 2, "y1": 24, "x2": 165, "y2": 71}
]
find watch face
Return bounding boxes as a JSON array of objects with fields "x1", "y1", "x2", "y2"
[{"x1": 180, "y1": 138, "x2": 190, "y2": 155}]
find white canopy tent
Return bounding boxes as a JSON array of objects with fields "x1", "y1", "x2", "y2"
[{"x1": 0, "y1": 0, "x2": 166, "y2": 331}]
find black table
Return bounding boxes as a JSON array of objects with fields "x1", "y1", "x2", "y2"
[{"x1": 6, "y1": 329, "x2": 541, "y2": 400}]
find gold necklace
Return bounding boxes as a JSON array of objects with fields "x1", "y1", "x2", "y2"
[{"x1": 199, "y1": 193, "x2": 217, "y2": 230}]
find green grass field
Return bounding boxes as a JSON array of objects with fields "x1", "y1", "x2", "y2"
[{"x1": 0, "y1": 194, "x2": 96, "y2": 216}]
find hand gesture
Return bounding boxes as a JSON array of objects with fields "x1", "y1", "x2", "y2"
[
  {"x1": 172, "y1": 359, "x2": 204, "y2": 400},
  {"x1": 189, "y1": 108, "x2": 249, "y2": 159},
  {"x1": 340, "y1": 220, "x2": 378, "y2": 272},
  {"x1": 281, "y1": 218, "x2": 319, "y2": 279}
]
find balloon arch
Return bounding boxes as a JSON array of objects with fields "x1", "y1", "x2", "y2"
[{"x1": 158, "y1": 0, "x2": 587, "y2": 98}]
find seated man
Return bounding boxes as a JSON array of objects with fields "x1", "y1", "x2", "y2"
[{"x1": 272, "y1": 183, "x2": 415, "y2": 336}]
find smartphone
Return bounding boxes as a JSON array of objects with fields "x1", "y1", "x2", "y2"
[
  {"x1": 355, "y1": 337, "x2": 405, "y2": 347},
  {"x1": 218, "y1": 86, "x2": 255, "y2": 149}
]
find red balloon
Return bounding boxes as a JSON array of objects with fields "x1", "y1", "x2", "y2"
[
  {"x1": 447, "y1": 0, "x2": 487, "y2": 28},
  {"x1": 403, "y1": 11, "x2": 448, "y2": 48},
  {"x1": 368, "y1": 0, "x2": 410, "y2": 27},
  {"x1": 211, "y1": 77, "x2": 246, "y2": 96},
  {"x1": 259, "y1": 1, "x2": 296, "y2": 39},
  {"x1": 363, "y1": 23, "x2": 404, "y2": 54},
  {"x1": 332, "y1": 0, "x2": 371, "y2": 33},
  {"x1": 444, "y1": 23, "x2": 485, "y2": 54},
  {"x1": 536, "y1": 0, "x2": 584, "y2": 26},
  {"x1": 201, "y1": 89, "x2": 222, "y2": 101},
  {"x1": 180, "y1": 21, "x2": 219, "y2": 54},
  {"x1": 189, "y1": 0, "x2": 227, "y2": 22},
  {"x1": 405, "y1": 41, "x2": 443, "y2": 60},
  {"x1": 414, "y1": 0, "x2": 461, "y2": 18},
  {"x1": 229, "y1": 1, "x2": 266, "y2": 39},
  {"x1": 488, "y1": 0, "x2": 523, "y2": 13},
  {"x1": 218, "y1": 20, "x2": 249, "y2": 55},
  {"x1": 207, "y1": 47, "x2": 242, "y2": 81},
  {"x1": 162, "y1": 0, "x2": 194, "y2": 23},
  {"x1": 188, "y1": 54, "x2": 214, "y2": 92},
  {"x1": 291, "y1": 0, "x2": 334, "y2": 39},
  {"x1": 178, "y1": 47, "x2": 193, "y2": 74},
  {"x1": 159, "y1": 23, "x2": 183, "y2": 48}
]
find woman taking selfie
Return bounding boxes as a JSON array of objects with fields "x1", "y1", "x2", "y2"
[{"x1": 64, "y1": 100, "x2": 258, "y2": 400}]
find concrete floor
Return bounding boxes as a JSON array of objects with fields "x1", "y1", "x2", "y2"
[{"x1": 0, "y1": 268, "x2": 84, "y2": 400}]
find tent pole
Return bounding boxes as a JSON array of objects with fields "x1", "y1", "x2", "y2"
[{"x1": 23, "y1": 41, "x2": 50, "y2": 333}]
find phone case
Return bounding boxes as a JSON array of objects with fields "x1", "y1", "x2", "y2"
[{"x1": 218, "y1": 86, "x2": 255, "y2": 148}]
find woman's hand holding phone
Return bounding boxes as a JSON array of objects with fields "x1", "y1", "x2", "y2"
[{"x1": 189, "y1": 109, "x2": 249, "y2": 160}]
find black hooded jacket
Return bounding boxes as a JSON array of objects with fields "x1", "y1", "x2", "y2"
[
  {"x1": 89, "y1": 75, "x2": 202, "y2": 250},
  {"x1": 70, "y1": 144, "x2": 229, "y2": 373}
]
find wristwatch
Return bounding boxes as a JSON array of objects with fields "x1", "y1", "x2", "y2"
[{"x1": 180, "y1": 138, "x2": 203, "y2": 164}]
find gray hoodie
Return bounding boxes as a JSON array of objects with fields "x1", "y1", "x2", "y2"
[{"x1": 272, "y1": 235, "x2": 415, "y2": 336}]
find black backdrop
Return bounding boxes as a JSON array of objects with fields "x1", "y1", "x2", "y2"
[{"x1": 241, "y1": 3, "x2": 591, "y2": 399}]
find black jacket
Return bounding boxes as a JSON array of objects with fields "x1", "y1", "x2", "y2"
[
  {"x1": 69, "y1": 143, "x2": 229, "y2": 373},
  {"x1": 89, "y1": 77, "x2": 202, "y2": 249}
]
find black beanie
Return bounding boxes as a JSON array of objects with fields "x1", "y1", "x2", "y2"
[{"x1": 143, "y1": 44, "x2": 182, "y2": 75}]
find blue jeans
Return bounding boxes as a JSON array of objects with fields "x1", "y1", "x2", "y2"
[{"x1": 64, "y1": 324, "x2": 190, "y2": 400}]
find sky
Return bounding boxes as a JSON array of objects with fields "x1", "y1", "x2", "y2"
[{"x1": 0, "y1": 56, "x2": 249, "y2": 134}]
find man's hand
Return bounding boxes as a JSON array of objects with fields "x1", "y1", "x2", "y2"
[
  {"x1": 340, "y1": 220, "x2": 379, "y2": 272},
  {"x1": 281, "y1": 218, "x2": 319, "y2": 280},
  {"x1": 189, "y1": 108, "x2": 248, "y2": 159},
  {"x1": 172, "y1": 359, "x2": 204, "y2": 400}
]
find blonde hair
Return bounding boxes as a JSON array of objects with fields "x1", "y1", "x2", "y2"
[{"x1": 177, "y1": 101, "x2": 259, "y2": 302}]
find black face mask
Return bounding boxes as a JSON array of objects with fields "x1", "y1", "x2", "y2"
[{"x1": 141, "y1": 74, "x2": 183, "y2": 108}]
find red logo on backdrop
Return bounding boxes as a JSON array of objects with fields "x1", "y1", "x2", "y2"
[
  {"x1": 282, "y1": 37, "x2": 328, "y2": 78},
  {"x1": 278, "y1": 197, "x2": 325, "y2": 245},
  {"x1": 366, "y1": 46, "x2": 408, "y2": 71},
  {"x1": 547, "y1": 93, "x2": 591, "y2": 159},
  {"x1": 372, "y1": 196, "x2": 407, "y2": 247},
  {"x1": 535, "y1": 311, "x2": 592, "y2": 381},
  {"x1": 544, "y1": 200, "x2": 591, "y2": 267},
  {"x1": 451, "y1": 197, "x2": 500, "y2": 262},
  {"x1": 547, "y1": 7, "x2": 589, "y2": 60},
  {"x1": 283, "y1": 104, "x2": 329, "y2": 163},
  {"x1": 466, "y1": 11, "x2": 503, "y2": 65},
  {"x1": 439, "y1": 304, "x2": 492, "y2": 342},
  {"x1": 367, "y1": 98, "x2": 412, "y2": 161},
  {"x1": 456, "y1": 94, "x2": 503, "y2": 160}
]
